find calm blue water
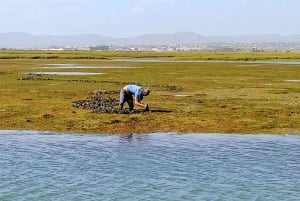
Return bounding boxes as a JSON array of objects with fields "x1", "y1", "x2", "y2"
[{"x1": 1, "y1": 131, "x2": 300, "y2": 201}]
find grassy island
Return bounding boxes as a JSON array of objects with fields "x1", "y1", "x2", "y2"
[{"x1": 1, "y1": 50, "x2": 300, "y2": 134}]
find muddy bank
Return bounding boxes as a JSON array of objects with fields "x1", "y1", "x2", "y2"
[{"x1": 72, "y1": 91, "x2": 120, "y2": 113}]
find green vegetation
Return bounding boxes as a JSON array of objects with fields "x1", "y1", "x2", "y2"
[
  {"x1": 1, "y1": 50, "x2": 300, "y2": 134},
  {"x1": 1, "y1": 50, "x2": 300, "y2": 60}
]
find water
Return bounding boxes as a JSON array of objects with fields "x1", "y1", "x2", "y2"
[
  {"x1": 26, "y1": 72, "x2": 104, "y2": 76},
  {"x1": 112, "y1": 59, "x2": 300, "y2": 65},
  {"x1": 1, "y1": 131, "x2": 300, "y2": 201},
  {"x1": 43, "y1": 64, "x2": 140, "y2": 69}
]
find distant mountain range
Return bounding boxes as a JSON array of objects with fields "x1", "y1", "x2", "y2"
[{"x1": 1, "y1": 32, "x2": 300, "y2": 49}]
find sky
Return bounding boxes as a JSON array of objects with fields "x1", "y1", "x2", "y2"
[{"x1": 0, "y1": 0, "x2": 299, "y2": 37}]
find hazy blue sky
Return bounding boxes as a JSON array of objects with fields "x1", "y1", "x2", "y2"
[{"x1": 1, "y1": 0, "x2": 299, "y2": 37}]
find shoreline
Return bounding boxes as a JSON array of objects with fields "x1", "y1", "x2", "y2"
[{"x1": 1, "y1": 129, "x2": 297, "y2": 136}]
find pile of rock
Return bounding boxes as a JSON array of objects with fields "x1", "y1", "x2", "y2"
[{"x1": 72, "y1": 91, "x2": 119, "y2": 113}]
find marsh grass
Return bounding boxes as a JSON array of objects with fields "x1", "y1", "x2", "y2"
[
  {"x1": 1, "y1": 50, "x2": 300, "y2": 60},
  {"x1": 1, "y1": 51, "x2": 300, "y2": 134}
]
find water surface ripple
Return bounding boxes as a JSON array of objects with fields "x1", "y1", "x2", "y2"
[{"x1": 0, "y1": 131, "x2": 299, "y2": 201}]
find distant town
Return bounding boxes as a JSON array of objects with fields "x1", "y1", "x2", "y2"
[
  {"x1": 28, "y1": 42, "x2": 300, "y2": 52},
  {"x1": 1, "y1": 32, "x2": 300, "y2": 52}
]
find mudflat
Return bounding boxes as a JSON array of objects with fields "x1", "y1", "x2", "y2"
[{"x1": 1, "y1": 50, "x2": 300, "y2": 134}]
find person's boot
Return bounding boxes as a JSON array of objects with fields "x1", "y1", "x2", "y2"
[
  {"x1": 129, "y1": 104, "x2": 134, "y2": 112},
  {"x1": 118, "y1": 103, "x2": 124, "y2": 113}
]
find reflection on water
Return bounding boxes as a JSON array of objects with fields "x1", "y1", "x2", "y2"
[
  {"x1": 46, "y1": 64, "x2": 78, "y2": 67},
  {"x1": 174, "y1": 94, "x2": 191, "y2": 97},
  {"x1": 1, "y1": 130, "x2": 299, "y2": 201},
  {"x1": 27, "y1": 64, "x2": 140, "y2": 76},
  {"x1": 286, "y1": 79, "x2": 300, "y2": 82},
  {"x1": 43, "y1": 64, "x2": 140, "y2": 69},
  {"x1": 113, "y1": 59, "x2": 300, "y2": 65},
  {"x1": 27, "y1": 72, "x2": 104, "y2": 75}
]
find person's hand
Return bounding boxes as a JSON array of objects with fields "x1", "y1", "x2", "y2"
[{"x1": 145, "y1": 103, "x2": 149, "y2": 111}]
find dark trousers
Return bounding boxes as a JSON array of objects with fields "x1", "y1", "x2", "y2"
[{"x1": 119, "y1": 89, "x2": 134, "y2": 110}]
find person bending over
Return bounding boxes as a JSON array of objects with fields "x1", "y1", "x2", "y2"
[{"x1": 119, "y1": 84, "x2": 150, "y2": 111}]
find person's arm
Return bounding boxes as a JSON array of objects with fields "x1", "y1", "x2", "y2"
[{"x1": 134, "y1": 97, "x2": 148, "y2": 108}]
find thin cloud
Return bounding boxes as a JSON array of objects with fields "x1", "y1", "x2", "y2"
[
  {"x1": 130, "y1": 1, "x2": 147, "y2": 14},
  {"x1": 240, "y1": 0, "x2": 248, "y2": 6},
  {"x1": 49, "y1": 0, "x2": 86, "y2": 4},
  {"x1": 130, "y1": 0, "x2": 190, "y2": 14}
]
